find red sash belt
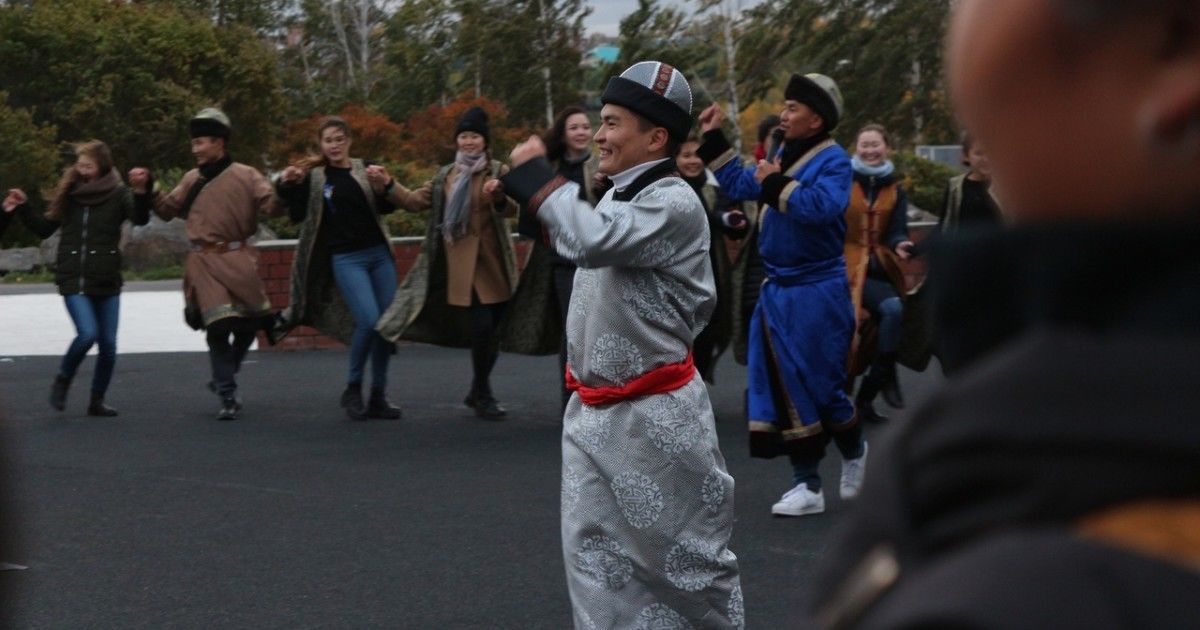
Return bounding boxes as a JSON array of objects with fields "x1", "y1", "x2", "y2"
[{"x1": 565, "y1": 353, "x2": 696, "y2": 406}]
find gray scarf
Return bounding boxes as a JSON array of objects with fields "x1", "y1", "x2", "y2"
[{"x1": 441, "y1": 151, "x2": 488, "y2": 242}]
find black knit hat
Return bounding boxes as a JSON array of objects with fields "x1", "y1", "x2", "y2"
[
  {"x1": 600, "y1": 61, "x2": 693, "y2": 142},
  {"x1": 455, "y1": 107, "x2": 490, "y2": 146},
  {"x1": 189, "y1": 107, "x2": 231, "y2": 140},
  {"x1": 784, "y1": 73, "x2": 844, "y2": 132}
]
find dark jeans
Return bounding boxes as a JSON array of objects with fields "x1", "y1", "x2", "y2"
[
  {"x1": 331, "y1": 244, "x2": 397, "y2": 389},
  {"x1": 468, "y1": 296, "x2": 508, "y2": 397},
  {"x1": 61, "y1": 294, "x2": 120, "y2": 394},
  {"x1": 863, "y1": 277, "x2": 903, "y2": 354},
  {"x1": 553, "y1": 265, "x2": 575, "y2": 411},
  {"x1": 207, "y1": 317, "x2": 259, "y2": 398},
  {"x1": 789, "y1": 423, "x2": 865, "y2": 492}
]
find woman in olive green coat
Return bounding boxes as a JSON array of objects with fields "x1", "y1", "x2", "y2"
[{"x1": 3, "y1": 140, "x2": 147, "y2": 416}]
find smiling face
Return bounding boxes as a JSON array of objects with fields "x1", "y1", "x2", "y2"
[
  {"x1": 74, "y1": 155, "x2": 99, "y2": 182},
  {"x1": 676, "y1": 141, "x2": 705, "y2": 178},
  {"x1": 564, "y1": 113, "x2": 593, "y2": 155},
  {"x1": 594, "y1": 104, "x2": 668, "y2": 175},
  {"x1": 190, "y1": 136, "x2": 225, "y2": 166},
  {"x1": 456, "y1": 131, "x2": 486, "y2": 157},
  {"x1": 855, "y1": 130, "x2": 889, "y2": 167},
  {"x1": 779, "y1": 100, "x2": 824, "y2": 141},
  {"x1": 320, "y1": 126, "x2": 352, "y2": 166}
]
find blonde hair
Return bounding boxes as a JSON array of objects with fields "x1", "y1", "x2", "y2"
[{"x1": 47, "y1": 140, "x2": 114, "y2": 221}]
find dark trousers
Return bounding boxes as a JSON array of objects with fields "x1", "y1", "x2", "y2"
[
  {"x1": 789, "y1": 424, "x2": 865, "y2": 492},
  {"x1": 553, "y1": 265, "x2": 576, "y2": 411},
  {"x1": 468, "y1": 296, "x2": 508, "y2": 397},
  {"x1": 206, "y1": 317, "x2": 259, "y2": 398}
]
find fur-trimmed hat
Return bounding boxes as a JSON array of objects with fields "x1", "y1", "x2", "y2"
[
  {"x1": 189, "y1": 108, "x2": 231, "y2": 140},
  {"x1": 600, "y1": 61, "x2": 693, "y2": 142},
  {"x1": 784, "y1": 73, "x2": 844, "y2": 132},
  {"x1": 455, "y1": 106, "x2": 490, "y2": 146}
]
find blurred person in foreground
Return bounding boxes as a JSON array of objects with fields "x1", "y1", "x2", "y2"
[{"x1": 803, "y1": 0, "x2": 1200, "y2": 627}]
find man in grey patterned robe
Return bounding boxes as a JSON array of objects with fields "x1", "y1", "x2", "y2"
[{"x1": 499, "y1": 61, "x2": 742, "y2": 629}]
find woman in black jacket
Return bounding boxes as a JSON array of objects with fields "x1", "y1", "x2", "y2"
[{"x1": 3, "y1": 140, "x2": 146, "y2": 415}]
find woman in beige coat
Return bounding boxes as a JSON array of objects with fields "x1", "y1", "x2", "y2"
[{"x1": 376, "y1": 107, "x2": 518, "y2": 419}]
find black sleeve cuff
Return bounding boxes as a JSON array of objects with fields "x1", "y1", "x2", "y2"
[
  {"x1": 499, "y1": 157, "x2": 557, "y2": 206},
  {"x1": 759, "y1": 173, "x2": 790, "y2": 206},
  {"x1": 697, "y1": 129, "x2": 732, "y2": 165}
]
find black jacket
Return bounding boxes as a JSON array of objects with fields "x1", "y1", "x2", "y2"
[
  {"x1": 15, "y1": 184, "x2": 145, "y2": 296},
  {"x1": 803, "y1": 222, "x2": 1200, "y2": 629}
]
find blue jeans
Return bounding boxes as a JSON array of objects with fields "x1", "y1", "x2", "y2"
[
  {"x1": 331, "y1": 244, "x2": 397, "y2": 389},
  {"x1": 61, "y1": 294, "x2": 120, "y2": 394}
]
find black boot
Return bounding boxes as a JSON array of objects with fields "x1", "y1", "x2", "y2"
[
  {"x1": 855, "y1": 375, "x2": 888, "y2": 423},
  {"x1": 50, "y1": 374, "x2": 71, "y2": 411},
  {"x1": 217, "y1": 396, "x2": 242, "y2": 421},
  {"x1": 474, "y1": 394, "x2": 507, "y2": 420},
  {"x1": 341, "y1": 383, "x2": 367, "y2": 420},
  {"x1": 367, "y1": 388, "x2": 402, "y2": 420},
  {"x1": 87, "y1": 391, "x2": 118, "y2": 417},
  {"x1": 877, "y1": 352, "x2": 905, "y2": 409}
]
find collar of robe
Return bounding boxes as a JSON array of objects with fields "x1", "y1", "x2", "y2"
[{"x1": 610, "y1": 158, "x2": 679, "y2": 202}]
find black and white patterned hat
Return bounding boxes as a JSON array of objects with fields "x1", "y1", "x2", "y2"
[{"x1": 600, "y1": 61, "x2": 693, "y2": 142}]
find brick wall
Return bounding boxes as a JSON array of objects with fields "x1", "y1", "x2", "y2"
[
  {"x1": 256, "y1": 236, "x2": 532, "y2": 351},
  {"x1": 256, "y1": 224, "x2": 934, "y2": 351}
]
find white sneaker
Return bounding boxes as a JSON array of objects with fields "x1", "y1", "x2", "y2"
[
  {"x1": 771, "y1": 484, "x2": 825, "y2": 516},
  {"x1": 840, "y1": 442, "x2": 869, "y2": 500}
]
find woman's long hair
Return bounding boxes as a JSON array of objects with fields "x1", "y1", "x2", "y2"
[
  {"x1": 47, "y1": 140, "x2": 114, "y2": 221},
  {"x1": 542, "y1": 106, "x2": 588, "y2": 164},
  {"x1": 295, "y1": 116, "x2": 353, "y2": 171}
]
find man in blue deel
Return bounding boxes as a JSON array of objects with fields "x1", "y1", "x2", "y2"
[{"x1": 697, "y1": 72, "x2": 866, "y2": 517}]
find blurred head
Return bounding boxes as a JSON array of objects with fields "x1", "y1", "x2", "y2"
[
  {"x1": 544, "y1": 107, "x2": 593, "y2": 162},
  {"x1": 594, "y1": 104, "x2": 675, "y2": 175},
  {"x1": 855, "y1": 124, "x2": 892, "y2": 167},
  {"x1": 757, "y1": 115, "x2": 781, "y2": 144},
  {"x1": 961, "y1": 132, "x2": 993, "y2": 180},
  {"x1": 676, "y1": 136, "x2": 705, "y2": 178},
  {"x1": 49, "y1": 140, "x2": 114, "y2": 220},
  {"x1": 318, "y1": 117, "x2": 352, "y2": 165},
  {"x1": 190, "y1": 136, "x2": 226, "y2": 166},
  {"x1": 947, "y1": 0, "x2": 1200, "y2": 222},
  {"x1": 73, "y1": 140, "x2": 113, "y2": 182}
]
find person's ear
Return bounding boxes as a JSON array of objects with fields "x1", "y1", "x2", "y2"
[
  {"x1": 1139, "y1": 8, "x2": 1200, "y2": 159},
  {"x1": 647, "y1": 127, "x2": 670, "y2": 154}
]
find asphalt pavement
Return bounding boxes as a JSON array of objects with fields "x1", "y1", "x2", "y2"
[{"x1": 0, "y1": 343, "x2": 942, "y2": 629}]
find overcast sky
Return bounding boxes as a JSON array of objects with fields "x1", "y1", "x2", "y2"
[{"x1": 583, "y1": 0, "x2": 766, "y2": 36}]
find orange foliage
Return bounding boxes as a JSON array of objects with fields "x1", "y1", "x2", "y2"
[
  {"x1": 396, "y1": 93, "x2": 537, "y2": 167},
  {"x1": 274, "y1": 96, "x2": 538, "y2": 170},
  {"x1": 275, "y1": 104, "x2": 406, "y2": 166}
]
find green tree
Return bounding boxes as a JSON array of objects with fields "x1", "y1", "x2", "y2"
[
  {"x1": 131, "y1": 0, "x2": 291, "y2": 32},
  {"x1": 0, "y1": 0, "x2": 286, "y2": 171},
  {"x1": 0, "y1": 94, "x2": 59, "y2": 247}
]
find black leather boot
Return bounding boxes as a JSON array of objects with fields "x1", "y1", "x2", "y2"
[
  {"x1": 474, "y1": 394, "x2": 507, "y2": 420},
  {"x1": 87, "y1": 391, "x2": 119, "y2": 417},
  {"x1": 877, "y1": 352, "x2": 905, "y2": 409},
  {"x1": 367, "y1": 389, "x2": 402, "y2": 420},
  {"x1": 50, "y1": 374, "x2": 71, "y2": 411},
  {"x1": 855, "y1": 375, "x2": 888, "y2": 423},
  {"x1": 341, "y1": 383, "x2": 367, "y2": 420}
]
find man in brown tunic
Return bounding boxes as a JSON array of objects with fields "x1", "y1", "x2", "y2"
[{"x1": 129, "y1": 108, "x2": 278, "y2": 420}]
